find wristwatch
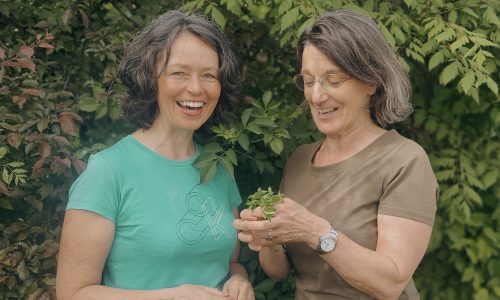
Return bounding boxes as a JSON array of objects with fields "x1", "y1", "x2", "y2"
[{"x1": 316, "y1": 226, "x2": 339, "y2": 255}]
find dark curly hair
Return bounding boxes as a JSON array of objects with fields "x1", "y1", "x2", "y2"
[
  {"x1": 118, "y1": 10, "x2": 241, "y2": 129},
  {"x1": 297, "y1": 9, "x2": 412, "y2": 128}
]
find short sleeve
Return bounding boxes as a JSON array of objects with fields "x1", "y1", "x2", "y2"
[
  {"x1": 228, "y1": 177, "x2": 242, "y2": 211},
  {"x1": 378, "y1": 142, "x2": 438, "y2": 226},
  {"x1": 67, "y1": 154, "x2": 120, "y2": 222}
]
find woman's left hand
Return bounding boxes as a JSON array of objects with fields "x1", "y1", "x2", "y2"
[
  {"x1": 222, "y1": 274, "x2": 254, "y2": 300},
  {"x1": 234, "y1": 197, "x2": 331, "y2": 250}
]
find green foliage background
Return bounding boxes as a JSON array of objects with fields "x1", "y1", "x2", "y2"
[{"x1": 0, "y1": 0, "x2": 498, "y2": 299}]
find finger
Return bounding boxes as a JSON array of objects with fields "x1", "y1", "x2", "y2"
[
  {"x1": 239, "y1": 209, "x2": 258, "y2": 220},
  {"x1": 248, "y1": 242, "x2": 262, "y2": 252},
  {"x1": 197, "y1": 285, "x2": 229, "y2": 296},
  {"x1": 237, "y1": 231, "x2": 254, "y2": 243},
  {"x1": 233, "y1": 219, "x2": 271, "y2": 231}
]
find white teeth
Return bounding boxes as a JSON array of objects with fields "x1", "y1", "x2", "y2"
[
  {"x1": 178, "y1": 101, "x2": 204, "y2": 108},
  {"x1": 318, "y1": 107, "x2": 338, "y2": 114}
]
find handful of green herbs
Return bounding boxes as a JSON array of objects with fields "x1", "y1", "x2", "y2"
[{"x1": 246, "y1": 187, "x2": 283, "y2": 221}]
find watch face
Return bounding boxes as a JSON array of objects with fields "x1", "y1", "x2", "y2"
[{"x1": 320, "y1": 237, "x2": 336, "y2": 252}]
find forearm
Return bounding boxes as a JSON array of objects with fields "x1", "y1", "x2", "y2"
[
  {"x1": 259, "y1": 246, "x2": 290, "y2": 281},
  {"x1": 60, "y1": 285, "x2": 177, "y2": 300},
  {"x1": 313, "y1": 233, "x2": 408, "y2": 299},
  {"x1": 229, "y1": 261, "x2": 249, "y2": 279}
]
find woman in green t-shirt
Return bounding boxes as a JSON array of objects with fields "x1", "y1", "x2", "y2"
[{"x1": 57, "y1": 11, "x2": 253, "y2": 300}]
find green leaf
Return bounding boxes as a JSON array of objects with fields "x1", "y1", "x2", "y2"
[
  {"x1": 219, "y1": 156, "x2": 234, "y2": 177},
  {"x1": 247, "y1": 123, "x2": 263, "y2": 134},
  {"x1": 200, "y1": 161, "x2": 218, "y2": 184},
  {"x1": 450, "y1": 36, "x2": 468, "y2": 52},
  {"x1": 225, "y1": 0, "x2": 242, "y2": 16},
  {"x1": 270, "y1": 138, "x2": 283, "y2": 154},
  {"x1": 253, "y1": 117, "x2": 277, "y2": 128},
  {"x1": 460, "y1": 70, "x2": 475, "y2": 94},
  {"x1": 464, "y1": 185, "x2": 482, "y2": 206},
  {"x1": 203, "y1": 143, "x2": 223, "y2": 153},
  {"x1": 428, "y1": 50, "x2": 444, "y2": 71},
  {"x1": 0, "y1": 147, "x2": 7, "y2": 159},
  {"x1": 241, "y1": 108, "x2": 253, "y2": 127},
  {"x1": 470, "y1": 36, "x2": 498, "y2": 48},
  {"x1": 280, "y1": 7, "x2": 299, "y2": 32},
  {"x1": 225, "y1": 149, "x2": 237, "y2": 165},
  {"x1": 486, "y1": 77, "x2": 498, "y2": 95},
  {"x1": 210, "y1": 6, "x2": 226, "y2": 29},
  {"x1": 0, "y1": 198, "x2": 13, "y2": 210},
  {"x1": 6, "y1": 161, "x2": 24, "y2": 168},
  {"x1": 379, "y1": 22, "x2": 395, "y2": 48},
  {"x1": 262, "y1": 91, "x2": 272, "y2": 107},
  {"x1": 2, "y1": 167, "x2": 11, "y2": 185},
  {"x1": 77, "y1": 96, "x2": 100, "y2": 112},
  {"x1": 237, "y1": 134, "x2": 249, "y2": 151},
  {"x1": 439, "y1": 61, "x2": 459, "y2": 85}
]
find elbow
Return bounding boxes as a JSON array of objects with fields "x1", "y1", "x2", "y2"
[{"x1": 373, "y1": 275, "x2": 410, "y2": 300}]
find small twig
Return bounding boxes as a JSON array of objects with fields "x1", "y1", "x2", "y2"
[{"x1": 112, "y1": 0, "x2": 140, "y2": 28}]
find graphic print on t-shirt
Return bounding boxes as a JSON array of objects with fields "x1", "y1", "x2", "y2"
[{"x1": 175, "y1": 184, "x2": 232, "y2": 245}]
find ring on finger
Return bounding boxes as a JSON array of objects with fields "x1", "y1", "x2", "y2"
[{"x1": 266, "y1": 228, "x2": 274, "y2": 240}]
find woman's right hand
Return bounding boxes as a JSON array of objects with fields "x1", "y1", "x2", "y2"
[{"x1": 171, "y1": 284, "x2": 230, "y2": 299}]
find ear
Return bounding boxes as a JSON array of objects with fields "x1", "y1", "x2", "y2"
[{"x1": 367, "y1": 85, "x2": 377, "y2": 96}]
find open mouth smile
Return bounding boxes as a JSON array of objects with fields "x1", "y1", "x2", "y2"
[
  {"x1": 177, "y1": 101, "x2": 205, "y2": 110},
  {"x1": 317, "y1": 107, "x2": 339, "y2": 115}
]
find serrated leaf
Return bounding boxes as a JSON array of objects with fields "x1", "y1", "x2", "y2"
[
  {"x1": 450, "y1": 36, "x2": 468, "y2": 52},
  {"x1": 280, "y1": 7, "x2": 299, "y2": 32},
  {"x1": 439, "y1": 61, "x2": 459, "y2": 85},
  {"x1": 7, "y1": 161, "x2": 24, "y2": 168},
  {"x1": 460, "y1": 70, "x2": 475, "y2": 94},
  {"x1": 470, "y1": 36, "x2": 498, "y2": 48},
  {"x1": 464, "y1": 185, "x2": 482, "y2": 205},
  {"x1": 486, "y1": 77, "x2": 498, "y2": 95},
  {"x1": 211, "y1": 6, "x2": 226, "y2": 29}
]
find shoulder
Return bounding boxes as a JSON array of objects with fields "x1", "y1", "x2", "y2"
[
  {"x1": 381, "y1": 130, "x2": 430, "y2": 163},
  {"x1": 288, "y1": 140, "x2": 322, "y2": 163}
]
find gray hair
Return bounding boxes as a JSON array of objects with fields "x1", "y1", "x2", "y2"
[
  {"x1": 297, "y1": 9, "x2": 412, "y2": 128},
  {"x1": 118, "y1": 10, "x2": 241, "y2": 129}
]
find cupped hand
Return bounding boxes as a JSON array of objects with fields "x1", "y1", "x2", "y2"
[
  {"x1": 222, "y1": 274, "x2": 255, "y2": 300},
  {"x1": 234, "y1": 197, "x2": 330, "y2": 249},
  {"x1": 174, "y1": 284, "x2": 230, "y2": 299}
]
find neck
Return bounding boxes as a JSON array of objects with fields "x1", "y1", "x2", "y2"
[
  {"x1": 315, "y1": 121, "x2": 386, "y2": 166},
  {"x1": 132, "y1": 119, "x2": 196, "y2": 160}
]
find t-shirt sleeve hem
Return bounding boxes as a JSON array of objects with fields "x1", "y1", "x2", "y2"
[
  {"x1": 378, "y1": 205, "x2": 435, "y2": 226},
  {"x1": 66, "y1": 202, "x2": 116, "y2": 223}
]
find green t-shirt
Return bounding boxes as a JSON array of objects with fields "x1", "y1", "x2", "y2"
[{"x1": 67, "y1": 135, "x2": 241, "y2": 290}]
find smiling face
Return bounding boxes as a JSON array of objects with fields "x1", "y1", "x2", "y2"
[
  {"x1": 301, "y1": 45, "x2": 377, "y2": 138},
  {"x1": 154, "y1": 32, "x2": 221, "y2": 133}
]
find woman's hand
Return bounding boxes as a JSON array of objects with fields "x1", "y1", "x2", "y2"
[
  {"x1": 222, "y1": 275, "x2": 255, "y2": 300},
  {"x1": 234, "y1": 197, "x2": 330, "y2": 250},
  {"x1": 174, "y1": 284, "x2": 230, "y2": 299}
]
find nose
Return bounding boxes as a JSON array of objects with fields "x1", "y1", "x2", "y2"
[
  {"x1": 186, "y1": 75, "x2": 202, "y2": 95},
  {"x1": 307, "y1": 81, "x2": 327, "y2": 105}
]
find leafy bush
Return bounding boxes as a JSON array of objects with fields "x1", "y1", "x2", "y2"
[{"x1": 0, "y1": 0, "x2": 498, "y2": 299}]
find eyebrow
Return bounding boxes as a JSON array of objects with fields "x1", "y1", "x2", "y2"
[
  {"x1": 167, "y1": 63, "x2": 219, "y2": 72},
  {"x1": 301, "y1": 68, "x2": 343, "y2": 75}
]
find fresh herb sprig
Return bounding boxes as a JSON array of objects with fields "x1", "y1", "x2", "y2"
[{"x1": 246, "y1": 187, "x2": 283, "y2": 221}]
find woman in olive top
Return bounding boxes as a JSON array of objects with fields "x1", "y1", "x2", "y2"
[{"x1": 234, "y1": 9, "x2": 438, "y2": 300}]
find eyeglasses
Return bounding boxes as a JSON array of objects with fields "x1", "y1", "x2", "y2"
[{"x1": 293, "y1": 73, "x2": 351, "y2": 91}]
